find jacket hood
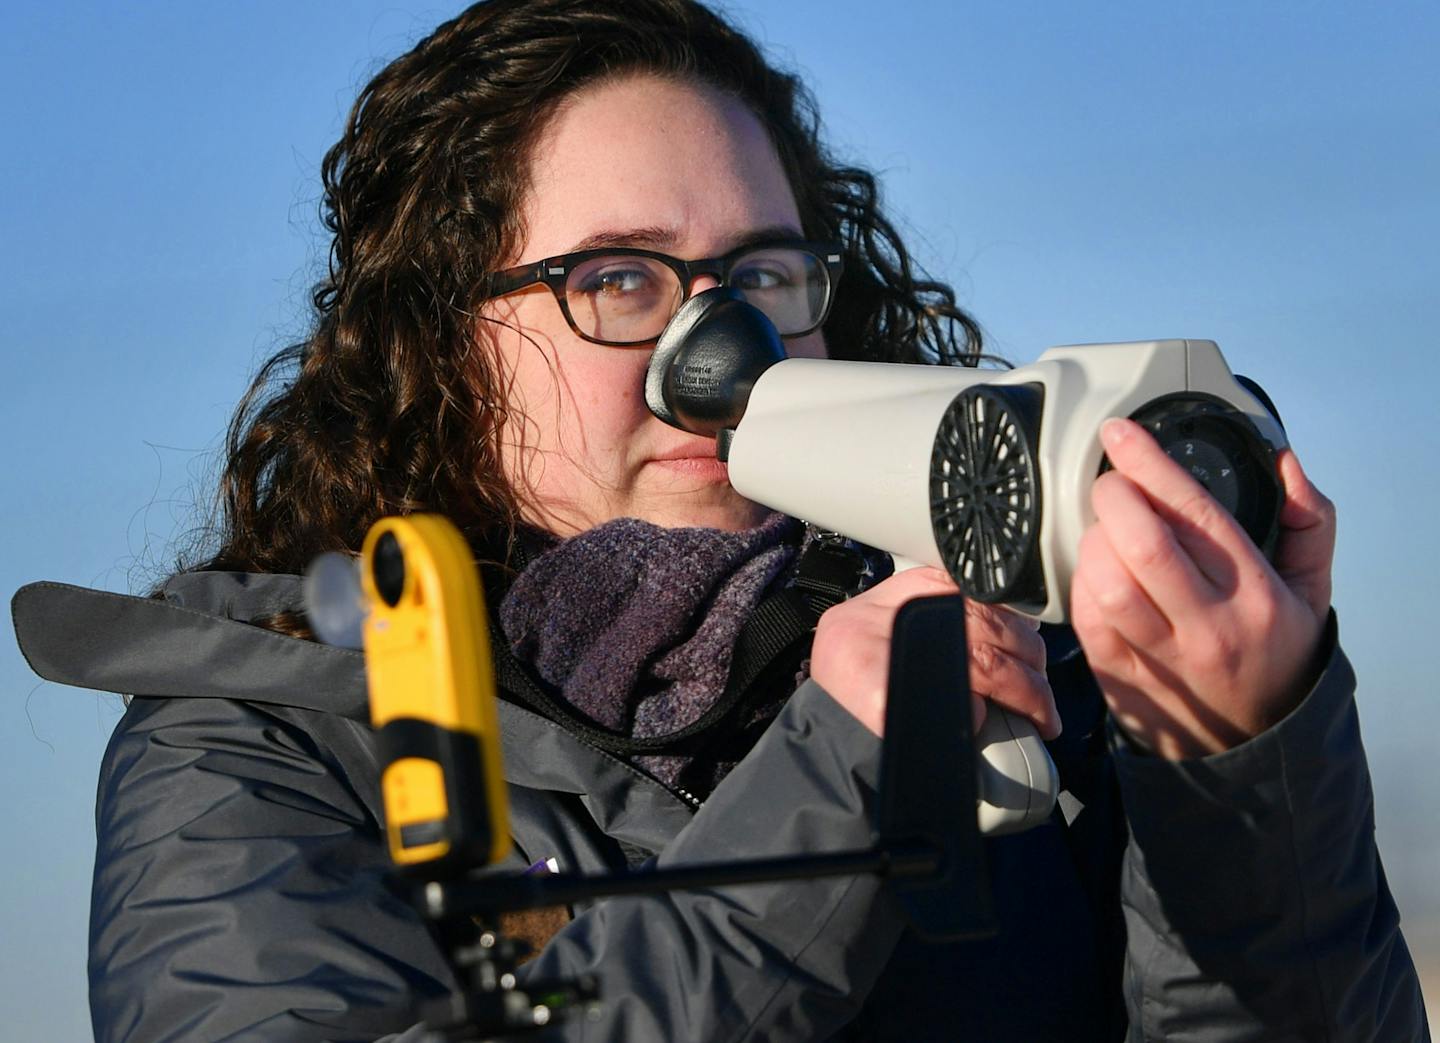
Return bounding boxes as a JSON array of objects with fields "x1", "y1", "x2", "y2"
[
  {"x1": 11, "y1": 573, "x2": 698, "y2": 843},
  {"x1": 14, "y1": 572, "x2": 368, "y2": 718}
]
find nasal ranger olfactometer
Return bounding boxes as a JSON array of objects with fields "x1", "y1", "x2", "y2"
[
  {"x1": 646, "y1": 287, "x2": 1286, "y2": 623},
  {"x1": 645, "y1": 287, "x2": 1288, "y2": 833}
]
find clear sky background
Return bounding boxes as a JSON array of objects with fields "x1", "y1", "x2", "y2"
[{"x1": 3, "y1": 2, "x2": 1437, "y2": 1037}]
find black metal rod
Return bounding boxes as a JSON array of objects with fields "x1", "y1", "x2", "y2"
[{"x1": 424, "y1": 843, "x2": 942, "y2": 920}]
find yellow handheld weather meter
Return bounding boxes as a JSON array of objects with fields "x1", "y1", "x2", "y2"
[{"x1": 360, "y1": 515, "x2": 511, "y2": 873}]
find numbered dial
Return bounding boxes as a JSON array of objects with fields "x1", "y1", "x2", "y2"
[
  {"x1": 1165, "y1": 436, "x2": 1242, "y2": 513},
  {"x1": 1121, "y1": 394, "x2": 1283, "y2": 560}
]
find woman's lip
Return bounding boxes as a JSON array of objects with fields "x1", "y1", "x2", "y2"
[
  {"x1": 649, "y1": 456, "x2": 731, "y2": 481},
  {"x1": 649, "y1": 442, "x2": 720, "y2": 462}
]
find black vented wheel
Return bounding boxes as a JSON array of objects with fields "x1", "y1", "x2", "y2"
[{"x1": 930, "y1": 384, "x2": 1046, "y2": 607}]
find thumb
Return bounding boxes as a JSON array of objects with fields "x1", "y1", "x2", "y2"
[{"x1": 1273, "y1": 449, "x2": 1335, "y2": 620}]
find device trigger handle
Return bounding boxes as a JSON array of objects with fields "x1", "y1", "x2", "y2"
[{"x1": 975, "y1": 708, "x2": 1059, "y2": 835}]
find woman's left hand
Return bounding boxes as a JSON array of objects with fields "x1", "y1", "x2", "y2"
[{"x1": 1070, "y1": 417, "x2": 1337, "y2": 760}]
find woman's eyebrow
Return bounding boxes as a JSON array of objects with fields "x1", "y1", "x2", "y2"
[
  {"x1": 566, "y1": 227, "x2": 678, "y2": 252},
  {"x1": 564, "y1": 223, "x2": 805, "y2": 255},
  {"x1": 728, "y1": 225, "x2": 806, "y2": 251}
]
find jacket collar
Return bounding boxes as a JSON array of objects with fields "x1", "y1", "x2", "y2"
[
  {"x1": 14, "y1": 575, "x2": 366, "y2": 715},
  {"x1": 12, "y1": 574, "x2": 696, "y2": 844}
]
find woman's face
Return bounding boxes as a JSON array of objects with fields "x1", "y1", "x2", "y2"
[{"x1": 484, "y1": 75, "x2": 825, "y2": 536}]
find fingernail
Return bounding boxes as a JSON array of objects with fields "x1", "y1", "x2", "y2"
[{"x1": 1100, "y1": 417, "x2": 1130, "y2": 448}]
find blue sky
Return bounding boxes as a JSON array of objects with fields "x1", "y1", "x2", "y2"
[{"x1": 3, "y1": 2, "x2": 1437, "y2": 1035}]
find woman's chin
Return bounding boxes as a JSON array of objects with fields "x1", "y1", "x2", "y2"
[
  {"x1": 527, "y1": 484, "x2": 772, "y2": 536},
  {"x1": 639, "y1": 494, "x2": 770, "y2": 532}
]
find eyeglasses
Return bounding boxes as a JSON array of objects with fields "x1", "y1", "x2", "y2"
[{"x1": 482, "y1": 239, "x2": 843, "y2": 346}]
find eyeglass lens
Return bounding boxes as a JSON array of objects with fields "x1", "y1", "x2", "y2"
[{"x1": 563, "y1": 246, "x2": 829, "y2": 343}]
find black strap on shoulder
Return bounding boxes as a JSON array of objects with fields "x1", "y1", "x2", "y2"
[
  {"x1": 787, "y1": 534, "x2": 874, "y2": 614},
  {"x1": 486, "y1": 535, "x2": 871, "y2": 757}
]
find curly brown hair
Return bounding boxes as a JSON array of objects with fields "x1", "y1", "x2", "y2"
[{"x1": 196, "y1": 0, "x2": 983, "y2": 579}]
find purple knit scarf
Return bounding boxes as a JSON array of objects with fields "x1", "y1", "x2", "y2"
[{"x1": 499, "y1": 513, "x2": 801, "y2": 790}]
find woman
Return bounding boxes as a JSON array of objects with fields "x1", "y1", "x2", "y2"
[{"x1": 12, "y1": 1, "x2": 1427, "y2": 1040}]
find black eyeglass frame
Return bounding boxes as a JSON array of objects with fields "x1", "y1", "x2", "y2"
[{"x1": 481, "y1": 238, "x2": 845, "y2": 347}]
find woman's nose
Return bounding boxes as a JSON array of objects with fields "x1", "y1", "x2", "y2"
[{"x1": 689, "y1": 274, "x2": 723, "y2": 295}]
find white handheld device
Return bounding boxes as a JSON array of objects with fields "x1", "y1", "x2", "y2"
[{"x1": 646, "y1": 288, "x2": 1287, "y2": 836}]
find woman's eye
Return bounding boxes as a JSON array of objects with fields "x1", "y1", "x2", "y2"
[
  {"x1": 731, "y1": 265, "x2": 791, "y2": 291},
  {"x1": 578, "y1": 266, "x2": 656, "y2": 296}
]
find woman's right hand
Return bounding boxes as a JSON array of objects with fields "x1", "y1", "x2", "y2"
[{"x1": 809, "y1": 566, "x2": 1060, "y2": 739}]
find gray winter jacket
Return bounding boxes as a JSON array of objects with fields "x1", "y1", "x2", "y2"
[{"x1": 12, "y1": 570, "x2": 1431, "y2": 1042}]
